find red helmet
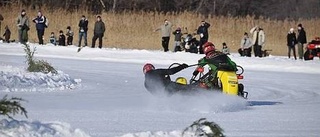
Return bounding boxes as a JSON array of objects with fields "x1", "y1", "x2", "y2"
[
  {"x1": 203, "y1": 42, "x2": 215, "y2": 55},
  {"x1": 143, "y1": 63, "x2": 155, "y2": 74}
]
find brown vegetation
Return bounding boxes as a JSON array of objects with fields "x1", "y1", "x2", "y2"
[{"x1": 1, "y1": 6, "x2": 320, "y2": 55}]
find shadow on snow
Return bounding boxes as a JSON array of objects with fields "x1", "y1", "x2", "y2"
[{"x1": 247, "y1": 101, "x2": 283, "y2": 106}]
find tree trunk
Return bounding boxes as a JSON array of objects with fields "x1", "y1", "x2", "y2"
[{"x1": 112, "y1": 0, "x2": 117, "y2": 12}]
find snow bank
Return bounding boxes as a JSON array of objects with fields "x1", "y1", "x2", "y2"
[
  {"x1": 121, "y1": 131, "x2": 184, "y2": 137},
  {"x1": 1, "y1": 43, "x2": 320, "y2": 74},
  {"x1": 0, "y1": 119, "x2": 90, "y2": 137},
  {"x1": 0, "y1": 65, "x2": 81, "y2": 92},
  {"x1": 121, "y1": 130, "x2": 213, "y2": 137}
]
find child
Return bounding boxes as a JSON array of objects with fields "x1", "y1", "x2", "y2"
[
  {"x1": 58, "y1": 30, "x2": 66, "y2": 46},
  {"x1": 3, "y1": 25, "x2": 11, "y2": 43},
  {"x1": 66, "y1": 26, "x2": 74, "y2": 45},
  {"x1": 172, "y1": 27, "x2": 183, "y2": 52},
  {"x1": 49, "y1": 32, "x2": 57, "y2": 45},
  {"x1": 222, "y1": 42, "x2": 230, "y2": 55}
]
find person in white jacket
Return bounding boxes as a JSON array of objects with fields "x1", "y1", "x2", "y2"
[
  {"x1": 238, "y1": 32, "x2": 253, "y2": 57},
  {"x1": 250, "y1": 26, "x2": 265, "y2": 57}
]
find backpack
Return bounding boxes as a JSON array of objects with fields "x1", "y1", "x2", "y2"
[{"x1": 44, "y1": 16, "x2": 49, "y2": 28}]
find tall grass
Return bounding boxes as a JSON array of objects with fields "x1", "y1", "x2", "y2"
[{"x1": 1, "y1": 6, "x2": 320, "y2": 55}]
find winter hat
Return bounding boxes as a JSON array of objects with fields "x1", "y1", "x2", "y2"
[
  {"x1": 298, "y1": 24, "x2": 302, "y2": 27},
  {"x1": 82, "y1": 15, "x2": 85, "y2": 18},
  {"x1": 290, "y1": 28, "x2": 294, "y2": 32},
  {"x1": 21, "y1": 9, "x2": 26, "y2": 15}
]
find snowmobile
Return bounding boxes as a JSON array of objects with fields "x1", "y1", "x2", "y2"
[
  {"x1": 168, "y1": 62, "x2": 248, "y2": 99},
  {"x1": 304, "y1": 37, "x2": 320, "y2": 60},
  {"x1": 182, "y1": 33, "x2": 200, "y2": 54}
]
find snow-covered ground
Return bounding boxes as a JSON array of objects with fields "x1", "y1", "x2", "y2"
[{"x1": 0, "y1": 42, "x2": 320, "y2": 137}]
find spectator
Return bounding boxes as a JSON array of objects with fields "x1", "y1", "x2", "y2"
[
  {"x1": 238, "y1": 32, "x2": 252, "y2": 57},
  {"x1": 172, "y1": 27, "x2": 183, "y2": 52},
  {"x1": 221, "y1": 42, "x2": 230, "y2": 55},
  {"x1": 78, "y1": 15, "x2": 88, "y2": 47},
  {"x1": 58, "y1": 30, "x2": 66, "y2": 46},
  {"x1": 297, "y1": 24, "x2": 307, "y2": 60},
  {"x1": 49, "y1": 32, "x2": 56, "y2": 45},
  {"x1": 154, "y1": 19, "x2": 172, "y2": 52},
  {"x1": 197, "y1": 20, "x2": 211, "y2": 54},
  {"x1": 32, "y1": 11, "x2": 46, "y2": 45},
  {"x1": 92, "y1": 15, "x2": 105, "y2": 49},
  {"x1": 17, "y1": 9, "x2": 29, "y2": 44},
  {"x1": 66, "y1": 26, "x2": 74, "y2": 45},
  {"x1": 3, "y1": 25, "x2": 11, "y2": 43},
  {"x1": 287, "y1": 28, "x2": 297, "y2": 60},
  {"x1": 250, "y1": 26, "x2": 265, "y2": 57}
]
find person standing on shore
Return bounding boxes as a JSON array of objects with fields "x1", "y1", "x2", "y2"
[
  {"x1": 297, "y1": 24, "x2": 307, "y2": 60},
  {"x1": 17, "y1": 9, "x2": 29, "y2": 44},
  {"x1": 78, "y1": 15, "x2": 88, "y2": 47},
  {"x1": 92, "y1": 15, "x2": 105, "y2": 49},
  {"x1": 154, "y1": 19, "x2": 172, "y2": 52},
  {"x1": 33, "y1": 11, "x2": 46, "y2": 45}
]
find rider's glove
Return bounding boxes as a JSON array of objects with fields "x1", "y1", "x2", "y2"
[{"x1": 193, "y1": 70, "x2": 199, "y2": 76}]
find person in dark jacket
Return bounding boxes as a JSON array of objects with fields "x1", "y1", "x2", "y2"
[
  {"x1": 297, "y1": 24, "x2": 307, "y2": 60},
  {"x1": 78, "y1": 15, "x2": 88, "y2": 47},
  {"x1": 92, "y1": 15, "x2": 105, "y2": 49},
  {"x1": 172, "y1": 27, "x2": 183, "y2": 52},
  {"x1": 33, "y1": 11, "x2": 46, "y2": 45},
  {"x1": 197, "y1": 21, "x2": 211, "y2": 54},
  {"x1": 17, "y1": 9, "x2": 29, "y2": 43},
  {"x1": 58, "y1": 30, "x2": 66, "y2": 46},
  {"x1": 66, "y1": 26, "x2": 74, "y2": 45},
  {"x1": 287, "y1": 28, "x2": 297, "y2": 60},
  {"x1": 143, "y1": 63, "x2": 189, "y2": 94},
  {"x1": 3, "y1": 25, "x2": 11, "y2": 43}
]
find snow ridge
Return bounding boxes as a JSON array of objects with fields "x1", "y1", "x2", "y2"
[
  {"x1": 0, "y1": 119, "x2": 90, "y2": 137},
  {"x1": 0, "y1": 65, "x2": 81, "y2": 92}
]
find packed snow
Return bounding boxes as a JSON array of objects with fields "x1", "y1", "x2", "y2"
[
  {"x1": 0, "y1": 42, "x2": 320, "y2": 137},
  {"x1": 0, "y1": 119, "x2": 90, "y2": 137},
  {"x1": 0, "y1": 65, "x2": 81, "y2": 92}
]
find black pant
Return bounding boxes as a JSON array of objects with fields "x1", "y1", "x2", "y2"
[
  {"x1": 253, "y1": 44, "x2": 262, "y2": 57},
  {"x1": 238, "y1": 47, "x2": 252, "y2": 57},
  {"x1": 162, "y1": 37, "x2": 170, "y2": 52},
  {"x1": 37, "y1": 29, "x2": 45, "y2": 45},
  {"x1": 199, "y1": 38, "x2": 208, "y2": 54},
  {"x1": 67, "y1": 36, "x2": 73, "y2": 45},
  {"x1": 92, "y1": 33, "x2": 103, "y2": 48},
  {"x1": 288, "y1": 46, "x2": 297, "y2": 59}
]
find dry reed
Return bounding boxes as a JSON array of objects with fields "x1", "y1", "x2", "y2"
[{"x1": 1, "y1": 6, "x2": 320, "y2": 55}]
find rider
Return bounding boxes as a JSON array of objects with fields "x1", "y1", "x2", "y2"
[
  {"x1": 143, "y1": 63, "x2": 189, "y2": 94},
  {"x1": 193, "y1": 42, "x2": 237, "y2": 88}
]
